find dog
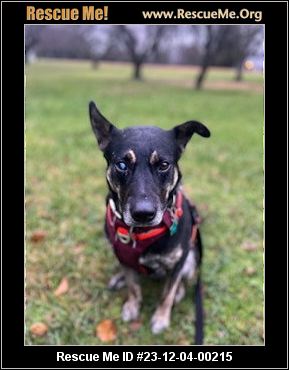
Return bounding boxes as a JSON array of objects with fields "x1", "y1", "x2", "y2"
[{"x1": 89, "y1": 101, "x2": 210, "y2": 341}]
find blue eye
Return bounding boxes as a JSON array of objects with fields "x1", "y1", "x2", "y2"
[{"x1": 115, "y1": 161, "x2": 128, "y2": 172}]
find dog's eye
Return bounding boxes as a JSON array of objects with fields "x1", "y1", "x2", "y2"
[
  {"x1": 115, "y1": 161, "x2": 128, "y2": 172},
  {"x1": 158, "y1": 161, "x2": 170, "y2": 172}
]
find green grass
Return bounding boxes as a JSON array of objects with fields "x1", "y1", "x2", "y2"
[{"x1": 25, "y1": 59, "x2": 264, "y2": 345}]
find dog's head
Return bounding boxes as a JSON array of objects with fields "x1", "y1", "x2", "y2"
[{"x1": 89, "y1": 101, "x2": 210, "y2": 227}]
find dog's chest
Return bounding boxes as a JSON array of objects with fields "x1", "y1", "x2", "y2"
[{"x1": 139, "y1": 244, "x2": 183, "y2": 277}]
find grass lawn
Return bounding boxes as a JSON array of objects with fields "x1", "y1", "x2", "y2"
[{"x1": 25, "y1": 59, "x2": 264, "y2": 345}]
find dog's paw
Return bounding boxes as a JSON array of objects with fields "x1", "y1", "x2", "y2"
[
  {"x1": 108, "y1": 272, "x2": 126, "y2": 290},
  {"x1": 122, "y1": 300, "x2": 140, "y2": 322},
  {"x1": 150, "y1": 312, "x2": 170, "y2": 334}
]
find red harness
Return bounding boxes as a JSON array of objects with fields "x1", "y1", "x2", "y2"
[{"x1": 105, "y1": 191, "x2": 199, "y2": 274}]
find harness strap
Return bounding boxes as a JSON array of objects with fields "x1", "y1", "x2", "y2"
[
  {"x1": 191, "y1": 224, "x2": 198, "y2": 245},
  {"x1": 116, "y1": 225, "x2": 168, "y2": 242}
]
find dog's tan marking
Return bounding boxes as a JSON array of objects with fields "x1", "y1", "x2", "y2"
[
  {"x1": 165, "y1": 167, "x2": 179, "y2": 199},
  {"x1": 151, "y1": 272, "x2": 183, "y2": 334},
  {"x1": 172, "y1": 167, "x2": 179, "y2": 189},
  {"x1": 122, "y1": 266, "x2": 142, "y2": 322},
  {"x1": 125, "y1": 149, "x2": 136, "y2": 164},
  {"x1": 174, "y1": 281, "x2": 186, "y2": 303},
  {"x1": 150, "y1": 150, "x2": 159, "y2": 165},
  {"x1": 106, "y1": 167, "x2": 116, "y2": 191},
  {"x1": 139, "y1": 244, "x2": 183, "y2": 272},
  {"x1": 106, "y1": 167, "x2": 121, "y2": 206},
  {"x1": 161, "y1": 244, "x2": 183, "y2": 269},
  {"x1": 150, "y1": 244, "x2": 197, "y2": 333}
]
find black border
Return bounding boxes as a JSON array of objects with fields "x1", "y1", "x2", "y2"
[{"x1": 1, "y1": 1, "x2": 288, "y2": 368}]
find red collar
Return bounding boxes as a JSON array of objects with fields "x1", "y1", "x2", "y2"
[{"x1": 105, "y1": 191, "x2": 184, "y2": 274}]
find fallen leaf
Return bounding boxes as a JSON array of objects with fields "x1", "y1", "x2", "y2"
[
  {"x1": 199, "y1": 203, "x2": 209, "y2": 212},
  {"x1": 129, "y1": 320, "x2": 142, "y2": 331},
  {"x1": 30, "y1": 230, "x2": 47, "y2": 242},
  {"x1": 243, "y1": 267, "x2": 257, "y2": 276},
  {"x1": 217, "y1": 330, "x2": 226, "y2": 338},
  {"x1": 60, "y1": 221, "x2": 69, "y2": 232},
  {"x1": 73, "y1": 243, "x2": 86, "y2": 255},
  {"x1": 44, "y1": 312, "x2": 55, "y2": 323},
  {"x1": 96, "y1": 319, "x2": 117, "y2": 342},
  {"x1": 37, "y1": 209, "x2": 53, "y2": 220},
  {"x1": 241, "y1": 241, "x2": 258, "y2": 251},
  {"x1": 54, "y1": 277, "x2": 69, "y2": 296},
  {"x1": 260, "y1": 330, "x2": 264, "y2": 340},
  {"x1": 211, "y1": 168, "x2": 220, "y2": 177},
  {"x1": 178, "y1": 337, "x2": 190, "y2": 345},
  {"x1": 30, "y1": 322, "x2": 48, "y2": 336},
  {"x1": 217, "y1": 152, "x2": 228, "y2": 162},
  {"x1": 44, "y1": 276, "x2": 52, "y2": 289}
]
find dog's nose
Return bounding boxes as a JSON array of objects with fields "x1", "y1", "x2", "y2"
[{"x1": 131, "y1": 201, "x2": 156, "y2": 223}]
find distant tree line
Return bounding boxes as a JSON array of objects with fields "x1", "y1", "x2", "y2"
[{"x1": 25, "y1": 24, "x2": 263, "y2": 89}]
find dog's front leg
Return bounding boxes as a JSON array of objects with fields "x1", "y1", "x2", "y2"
[
  {"x1": 108, "y1": 270, "x2": 126, "y2": 290},
  {"x1": 122, "y1": 266, "x2": 142, "y2": 322},
  {"x1": 151, "y1": 268, "x2": 183, "y2": 334}
]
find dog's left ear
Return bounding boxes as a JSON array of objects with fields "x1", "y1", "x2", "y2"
[
  {"x1": 173, "y1": 120, "x2": 210, "y2": 152},
  {"x1": 89, "y1": 101, "x2": 118, "y2": 151}
]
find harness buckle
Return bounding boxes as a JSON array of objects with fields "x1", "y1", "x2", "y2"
[
  {"x1": 116, "y1": 226, "x2": 136, "y2": 246},
  {"x1": 117, "y1": 232, "x2": 131, "y2": 244}
]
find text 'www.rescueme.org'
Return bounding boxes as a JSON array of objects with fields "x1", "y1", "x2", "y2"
[{"x1": 142, "y1": 8, "x2": 263, "y2": 22}]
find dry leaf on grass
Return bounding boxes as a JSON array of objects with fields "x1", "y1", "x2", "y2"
[
  {"x1": 54, "y1": 277, "x2": 69, "y2": 296},
  {"x1": 30, "y1": 322, "x2": 48, "y2": 336},
  {"x1": 243, "y1": 267, "x2": 257, "y2": 276},
  {"x1": 178, "y1": 338, "x2": 190, "y2": 345},
  {"x1": 129, "y1": 320, "x2": 142, "y2": 331},
  {"x1": 30, "y1": 230, "x2": 47, "y2": 242},
  {"x1": 73, "y1": 243, "x2": 86, "y2": 255},
  {"x1": 96, "y1": 319, "x2": 117, "y2": 342},
  {"x1": 199, "y1": 203, "x2": 209, "y2": 212},
  {"x1": 241, "y1": 241, "x2": 258, "y2": 251},
  {"x1": 37, "y1": 209, "x2": 53, "y2": 220},
  {"x1": 217, "y1": 330, "x2": 226, "y2": 339}
]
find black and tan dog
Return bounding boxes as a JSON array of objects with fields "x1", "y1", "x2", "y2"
[{"x1": 89, "y1": 101, "x2": 210, "y2": 341}]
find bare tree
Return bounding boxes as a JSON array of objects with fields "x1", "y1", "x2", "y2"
[
  {"x1": 194, "y1": 25, "x2": 263, "y2": 89},
  {"x1": 231, "y1": 26, "x2": 263, "y2": 81},
  {"x1": 79, "y1": 26, "x2": 115, "y2": 68},
  {"x1": 35, "y1": 26, "x2": 91, "y2": 59},
  {"x1": 25, "y1": 25, "x2": 45, "y2": 63},
  {"x1": 194, "y1": 26, "x2": 215, "y2": 90},
  {"x1": 115, "y1": 25, "x2": 169, "y2": 80}
]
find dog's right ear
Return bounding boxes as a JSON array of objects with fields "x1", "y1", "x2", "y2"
[
  {"x1": 89, "y1": 101, "x2": 117, "y2": 151},
  {"x1": 173, "y1": 120, "x2": 210, "y2": 153}
]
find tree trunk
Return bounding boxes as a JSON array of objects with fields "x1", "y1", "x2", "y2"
[
  {"x1": 195, "y1": 65, "x2": 208, "y2": 90},
  {"x1": 91, "y1": 58, "x2": 99, "y2": 69},
  {"x1": 235, "y1": 62, "x2": 243, "y2": 82},
  {"x1": 194, "y1": 26, "x2": 213, "y2": 90},
  {"x1": 133, "y1": 62, "x2": 142, "y2": 80}
]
